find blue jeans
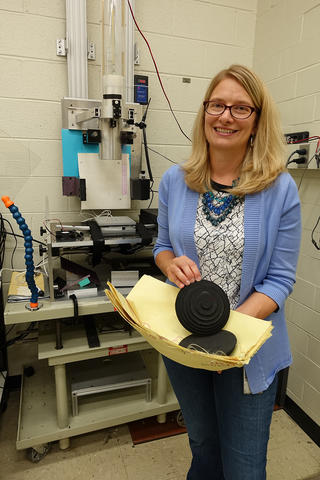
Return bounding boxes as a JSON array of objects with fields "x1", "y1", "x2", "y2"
[{"x1": 163, "y1": 356, "x2": 278, "y2": 480}]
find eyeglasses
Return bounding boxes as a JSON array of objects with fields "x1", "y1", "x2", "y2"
[{"x1": 203, "y1": 101, "x2": 257, "y2": 119}]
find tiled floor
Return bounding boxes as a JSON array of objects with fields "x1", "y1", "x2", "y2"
[{"x1": 0, "y1": 391, "x2": 319, "y2": 480}]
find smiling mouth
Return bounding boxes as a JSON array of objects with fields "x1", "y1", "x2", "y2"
[{"x1": 214, "y1": 127, "x2": 237, "y2": 135}]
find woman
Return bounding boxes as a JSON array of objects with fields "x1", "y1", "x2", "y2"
[{"x1": 153, "y1": 65, "x2": 301, "y2": 480}]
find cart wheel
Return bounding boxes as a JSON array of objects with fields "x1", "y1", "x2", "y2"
[
  {"x1": 176, "y1": 410, "x2": 185, "y2": 428},
  {"x1": 26, "y1": 443, "x2": 51, "y2": 463}
]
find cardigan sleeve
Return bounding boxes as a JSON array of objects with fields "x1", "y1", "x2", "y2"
[
  {"x1": 254, "y1": 175, "x2": 301, "y2": 309},
  {"x1": 153, "y1": 169, "x2": 174, "y2": 259}
]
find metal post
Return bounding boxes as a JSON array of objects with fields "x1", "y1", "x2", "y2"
[
  {"x1": 156, "y1": 353, "x2": 167, "y2": 423},
  {"x1": 54, "y1": 364, "x2": 69, "y2": 429}
]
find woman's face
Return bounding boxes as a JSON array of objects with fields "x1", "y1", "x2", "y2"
[{"x1": 204, "y1": 77, "x2": 257, "y2": 153}]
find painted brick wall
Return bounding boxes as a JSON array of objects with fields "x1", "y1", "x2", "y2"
[
  {"x1": 254, "y1": 0, "x2": 320, "y2": 425},
  {"x1": 0, "y1": 0, "x2": 257, "y2": 373}
]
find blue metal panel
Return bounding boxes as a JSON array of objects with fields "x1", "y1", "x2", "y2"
[{"x1": 61, "y1": 129, "x2": 99, "y2": 177}]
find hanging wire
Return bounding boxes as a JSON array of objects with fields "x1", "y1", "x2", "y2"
[
  {"x1": 146, "y1": 145, "x2": 178, "y2": 164},
  {"x1": 297, "y1": 153, "x2": 316, "y2": 191},
  {"x1": 1, "y1": 216, "x2": 17, "y2": 269},
  {"x1": 311, "y1": 216, "x2": 320, "y2": 251},
  {"x1": 126, "y1": 0, "x2": 191, "y2": 143}
]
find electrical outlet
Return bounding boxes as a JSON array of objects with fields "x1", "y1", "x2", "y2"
[
  {"x1": 297, "y1": 143, "x2": 309, "y2": 166},
  {"x1": 284, "y1": 131, "x2": 309, "y2": 144},
  {"x1": 287, "y1": 142, "x2": 310, "y2": 168}
]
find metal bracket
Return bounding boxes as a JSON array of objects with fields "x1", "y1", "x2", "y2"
[
  {"x1": 25, "y1": 303, "x2": 43, "y2": 311},
  {"x1": 61, "y1": 98, "x2": 102, "y2": 130},
  {"x1": 134, "y1": 43, "x2": 140, "y2": 65},
  {"x1": 56, "y1": 38, "x2": 67, "y2": 56},
  {"x1": 88, "y1": 41, "x2": 96, "y2": 60},
  {"x1": 75, "y1": 107, "x2": 101, "y2": 124}
]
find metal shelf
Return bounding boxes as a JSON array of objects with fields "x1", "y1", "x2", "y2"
[
  {"x1": 38, "y1": 323, "x2": 151, "y2": 365},
  {"x1": 4, "y1": 295, "x2": 113, "y2": 325},
  {"x1": 17, "y1": 355, "x2": 179, "y2": 450}
]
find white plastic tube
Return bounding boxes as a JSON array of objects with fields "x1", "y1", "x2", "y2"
[
  {"x1": 104, "y1": 0, "x2": 123, "y2": 76},
  {"x1": 125, "y1": 0, "x2": 135, "y2": 103}
]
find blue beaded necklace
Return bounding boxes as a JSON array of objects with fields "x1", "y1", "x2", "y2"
[{"x1": 202, "y1": 179, "x2": 239, "y2": 227}]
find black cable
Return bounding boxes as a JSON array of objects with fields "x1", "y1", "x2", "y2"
[
  {"x1": 142, "y1": 97, "x2": 151, "y2": 123},
  {"x1": 146, "y1": 145, "x2": 178, "y2": 164},
  {"x1": 286, "y1": 149, "x2": 307, "y2": 167},
  {"x1": 0, "y1": 213, "x2": 6, "y2": 269},
  {"x1": 3, "y1": 218, "x2": 17, "y2": 269},
  {"x1": 69, "y1": 294, "x2": 79, "y2": 322},
  {"x1": 136, "y1": 98, "x2": 154, "y2": 188},
  {"x1": 286, "y1": 150, "x2": 299, "y2": 165},
  {"x1": 297, "y1": 153, "x2": 316, "y2": 191},
  {"x1": 5, "y1": 325, "x2": 15, "y2": 337},
  {"x1": 0, "y1": 215, "x2": 7, "y2": 270},
  {"x1": 311, "y1": 216, "x2": 320, "y2": 250},
  {"x1": 287, "y1": 157, "x2": 307, "y2": 166},
  {"x1": 147, "y1": 188, "x2": 154, "y2": 209},
  {"x1": 3, "y1": 230, "x2": 45, "y2": 246},
  {"x1": 142, "y1": 127, "x2": 153, "y2": 182},
  {"x1": 6, "y1": 322, "x2": 36, "y2": 347}
]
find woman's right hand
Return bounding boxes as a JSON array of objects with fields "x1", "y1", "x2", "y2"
[{"x1": 165, "y1": 255, "x2": 201, "y2": 288}]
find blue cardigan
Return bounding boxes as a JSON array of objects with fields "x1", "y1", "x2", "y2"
[{"x1": 153, "y1": 165, "x2": 301, "y2": 394}]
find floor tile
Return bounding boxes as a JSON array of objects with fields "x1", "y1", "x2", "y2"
[
  {"x1": 119, "y1": 434, "x2": 190, "y2": 480},
  {"x1": 1, "y1": 391, "x2": 319, "y2": 480},
  {"x1": 267, "y1": 410, "x2": 320, "y2": 480}
]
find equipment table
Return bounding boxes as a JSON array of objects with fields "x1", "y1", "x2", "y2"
[{"x1": 4, "y1": 296, "x2": 179, "y2": 457}]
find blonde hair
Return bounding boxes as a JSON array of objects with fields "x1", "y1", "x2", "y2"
[{"x1": 183, "y1": 64, "x2": 286, "y2": 196}]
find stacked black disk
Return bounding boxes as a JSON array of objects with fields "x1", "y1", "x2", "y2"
[{"x1": 175, "y1": 280, "x2": 237, "y2": 356}]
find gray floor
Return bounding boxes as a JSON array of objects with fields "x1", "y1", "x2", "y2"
[{"x1": 0, "y1": 391, "x2": 319, "y2": 480}]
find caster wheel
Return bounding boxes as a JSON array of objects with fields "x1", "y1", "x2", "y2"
[
  {"x1": 26, "y1": 443, "x2": 51, "y2": 463},
  {"x1": 176, "y1": 410, "x2": 185, "y2": 428}
]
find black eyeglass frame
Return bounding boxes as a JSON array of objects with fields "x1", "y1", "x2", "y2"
[{"x1": 203, "y1": 101, "x2": 258, "y2": 119}]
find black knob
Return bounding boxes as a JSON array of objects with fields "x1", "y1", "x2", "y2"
[{"x1": 39, "y1": 244, "x2": 47, "y2": 257}]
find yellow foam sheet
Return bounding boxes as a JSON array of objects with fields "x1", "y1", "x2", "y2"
[
  {"x1": 8, "y1": 271, "x2": 44, "y2": 297},
  {"x1": 105, "y1": 275, "x2": 273, "y2": 371}
]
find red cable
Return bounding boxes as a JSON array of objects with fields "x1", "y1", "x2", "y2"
[
  {"x1": 126, "y1": 0, "x2": 191, "y2": 142},
  {"x1": 290, "y1": 136, "x2": 320, "y2": 144}
]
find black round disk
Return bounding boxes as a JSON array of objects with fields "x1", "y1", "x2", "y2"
[
  {"x1": 179, "y1": 330, "x2": 236, "y2": 356},
  {"x1": 175, "y1": 280, "x2": 230, "y2": 336}
]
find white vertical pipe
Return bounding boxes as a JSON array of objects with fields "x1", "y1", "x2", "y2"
[
  {"x1": 156, "y1": 353, "x2": 168, "y2": 423},
  {"x1": 125, "y1": 0, "x2": 134, "y2": 103},
  {"x1": 54, "y1": 364, "x2": 69, "y2": 428},
  {"x1": 66, "y1": 0, "x2": 88, "y2": 98}
]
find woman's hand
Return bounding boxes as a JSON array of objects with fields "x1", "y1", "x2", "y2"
[
  {"x1": 156, "y1": 251, "x2": 201, "y2": 288},
  {"x1": 166, "y1": 255, "x2": 201, "y2": 288}
]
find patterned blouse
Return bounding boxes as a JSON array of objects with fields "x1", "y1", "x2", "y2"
[{"x1": 194, "y1": 182, "x2": 245, "y2": 309}]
